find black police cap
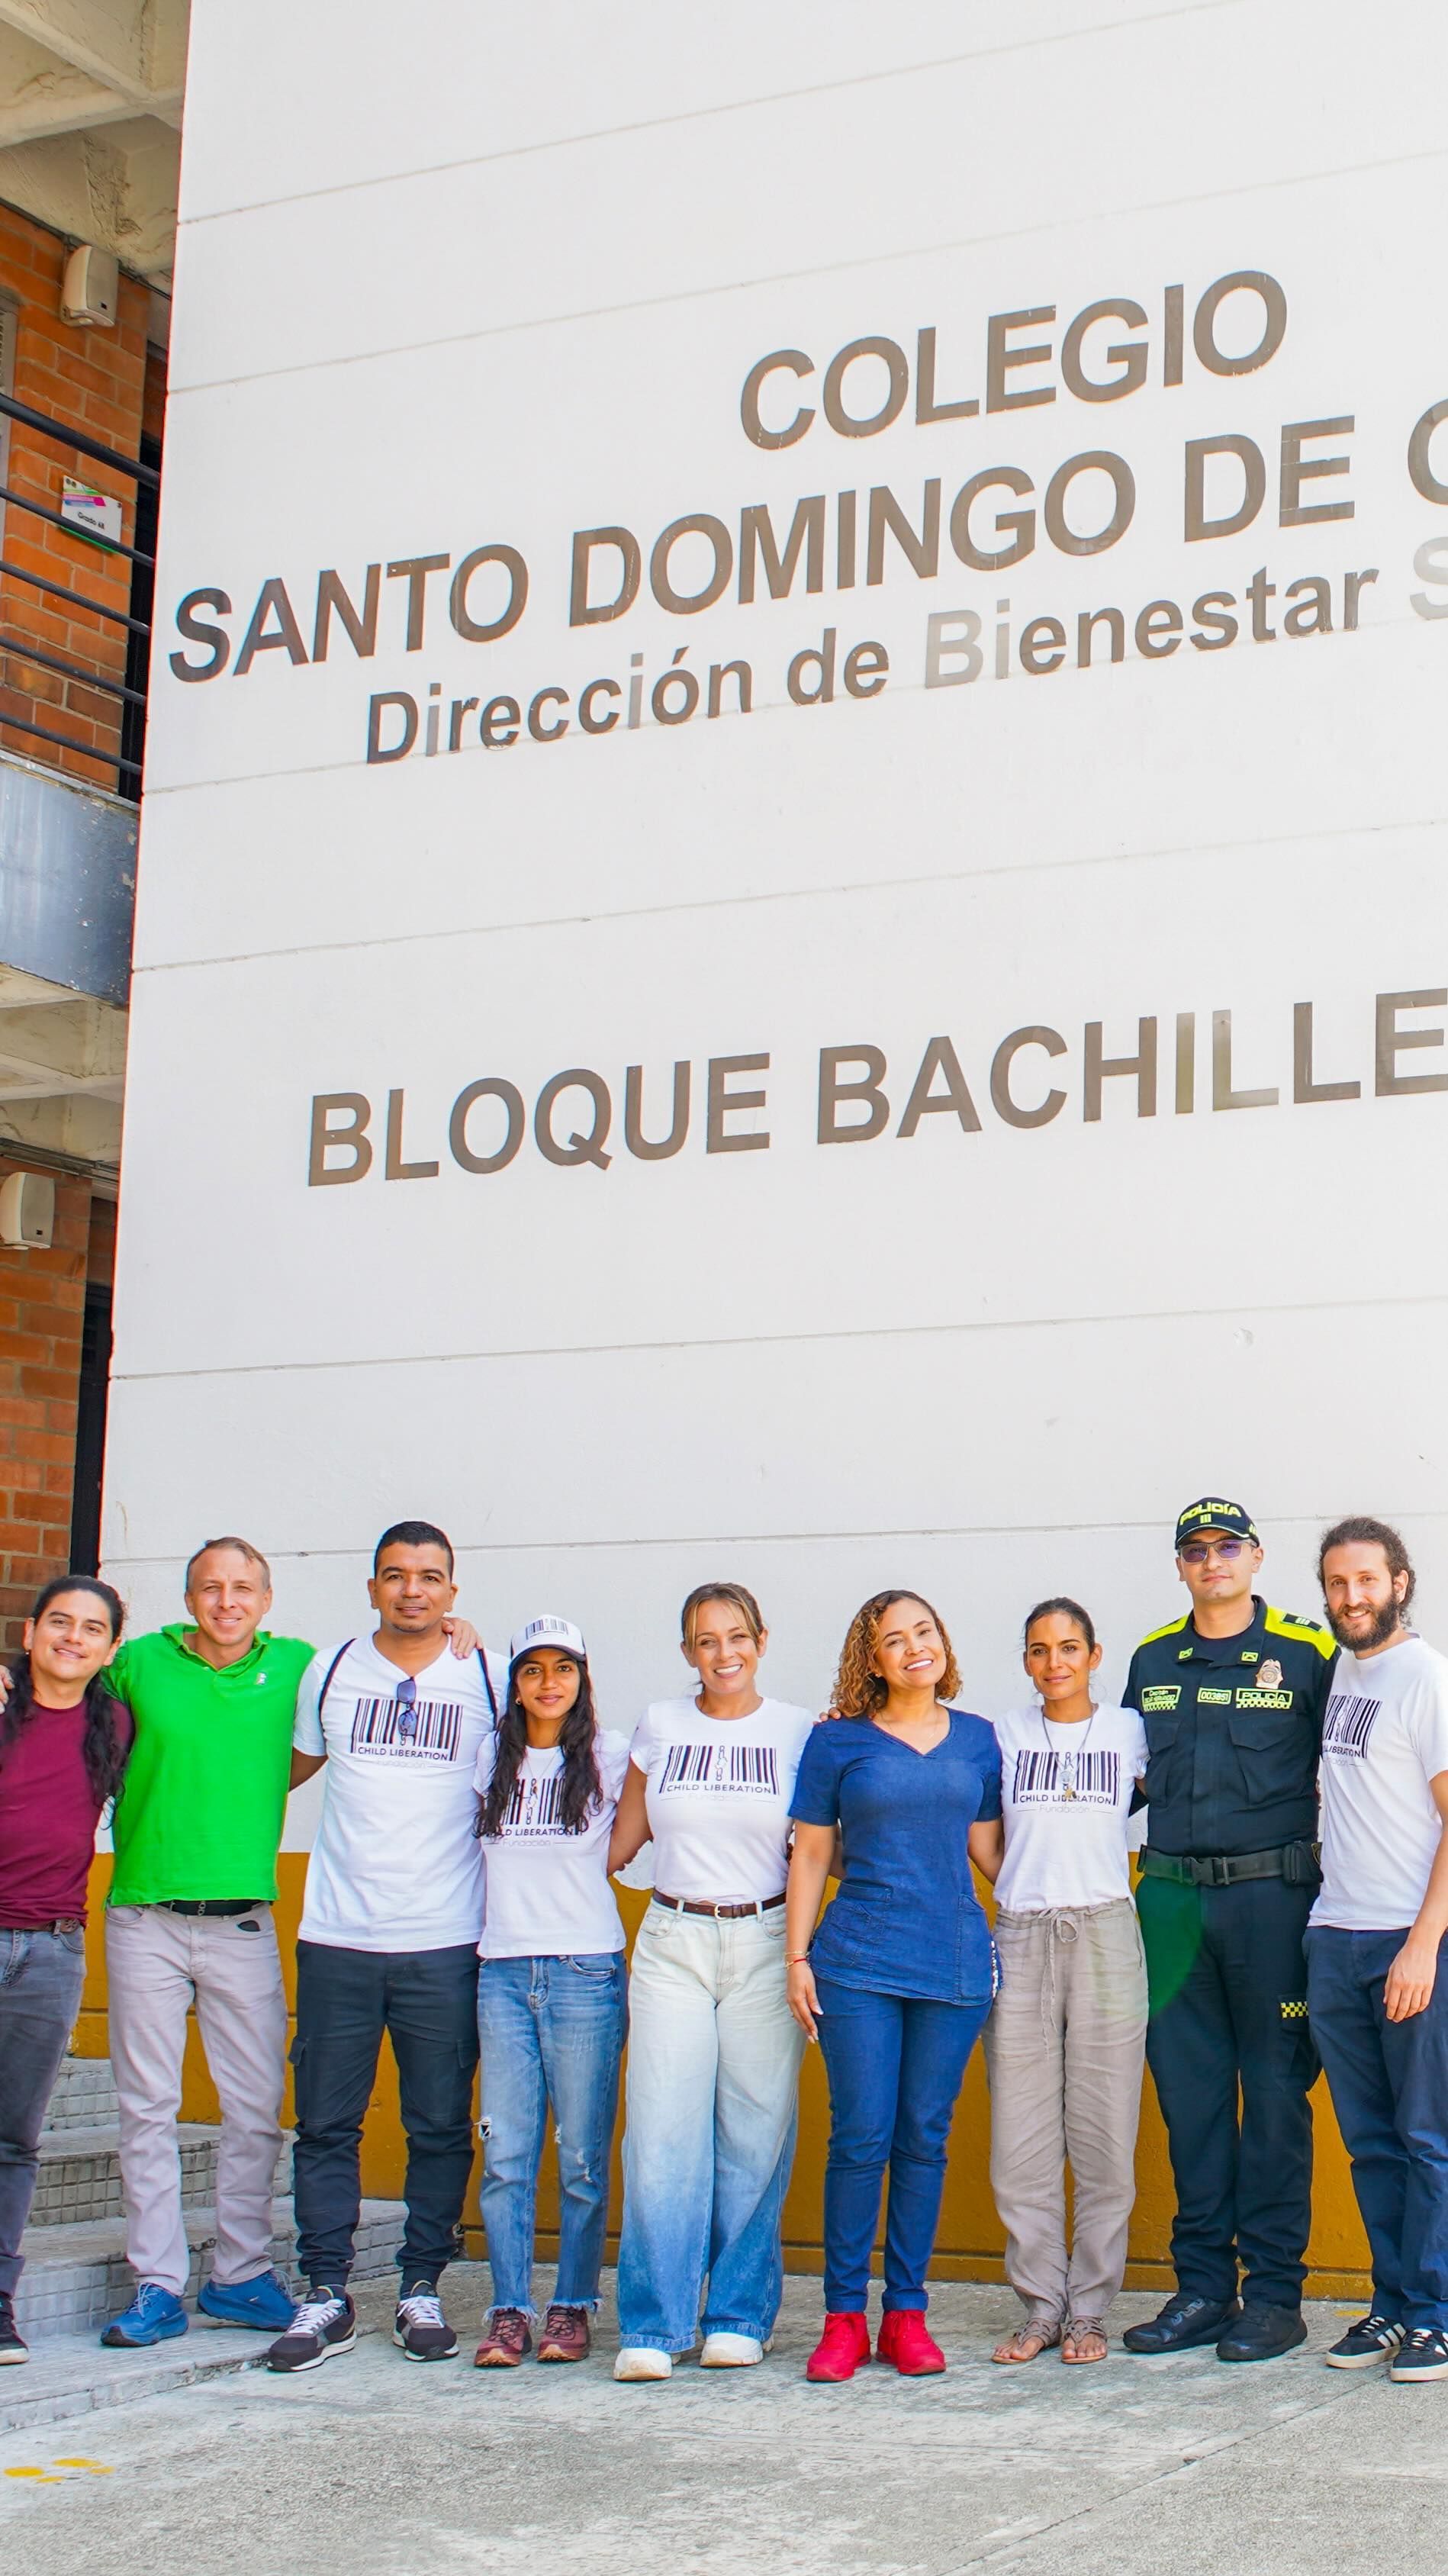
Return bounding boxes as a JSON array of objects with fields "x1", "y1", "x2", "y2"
[{"x1": 1174, "y1": 1497, "x2": 1260, "y2": 1550}]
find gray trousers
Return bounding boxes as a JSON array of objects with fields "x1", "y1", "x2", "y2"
[
  {"x1": 106, "y1": 1905, "x2": 287, "y2": 2296},
  {"x1": 0, "y1": 1926, "x2": 87, "y2": 2295},
  {"x1": 983, "y1": 1898, "x2": 1147, "y2": 2326}
]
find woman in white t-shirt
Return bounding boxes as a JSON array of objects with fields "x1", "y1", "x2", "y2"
[
  {"x1": 469, "y1": 1617, "x2": 631, "y2": 2372},
  {"x1": 607, "y1": 1581, "x2": 813, "y2": 2382},
  {"x1": 977, "y1": 1597, "x2": 1148, "y2": 2367}
]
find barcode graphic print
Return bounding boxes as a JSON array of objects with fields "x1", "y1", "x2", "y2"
[
  {"x1": 659, "y1": 1742, "x2": 780, "y2": 1794},
  {"x1": 1324, "y1": 1694, "x2": 1380, "y2": 1757},
  {"x1": 1012, "y1": 1749, "x2": 1121, "y2": 1804},
  {"x1": 505, "y1": 1773, "x2": 567, "y2": 1831},
  {"x1": 349, "y1": 1697, "x2": 462, "y2": 1760}
]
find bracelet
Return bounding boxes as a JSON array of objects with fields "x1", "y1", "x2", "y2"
[{"x1": 786, "y1": 1953, "x2": 810, "y2": 1965}]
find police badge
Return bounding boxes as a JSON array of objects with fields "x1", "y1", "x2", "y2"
[{"x1": 1255, "y1": 1659, "x2": 1284, "y2": 1689}]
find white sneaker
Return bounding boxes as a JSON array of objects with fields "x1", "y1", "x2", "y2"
[
  {"x1": 700, "y1": 2333, "x2": 767, "y2": 2368},
  {"x1": 613, "y1": 2346, "x2": 673, "y2": 2381}
]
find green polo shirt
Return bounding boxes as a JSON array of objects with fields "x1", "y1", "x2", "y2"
[{"x1": 105, "y1": 1624, "x2": 315, "y2": 1906}]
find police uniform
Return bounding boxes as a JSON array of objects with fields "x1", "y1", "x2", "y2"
[{"x1": 1123, "y1": 1567, "x2": 1336, "y2": 2335}]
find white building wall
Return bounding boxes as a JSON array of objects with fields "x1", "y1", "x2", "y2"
[{"x1": 112, "y1": 2, "x2": 1448, "y2": 1840}]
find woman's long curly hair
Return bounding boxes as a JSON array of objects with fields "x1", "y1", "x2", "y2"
[
  {"x1": 1, "y1": 1576, "x2": 129, "y2": 1805},
  {"x1": 832, "y1": 1589, "x2": 961, "y2": 1718},
  {"x1": 477, "y1": 1653, "x2": 603, "y2": 1840}
]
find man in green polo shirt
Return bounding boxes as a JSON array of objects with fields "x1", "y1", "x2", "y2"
[{"x1": 99, "y1": 1536, "x2": 314, "y2": 2348}]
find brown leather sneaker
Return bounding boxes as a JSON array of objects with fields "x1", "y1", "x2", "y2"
[
  {"x1": 537, "y1": 2304, "x2": 591, "y2": 2363},
  {"x1": 473, "y1": 2308, "x2": 533, "y2": 2366}
]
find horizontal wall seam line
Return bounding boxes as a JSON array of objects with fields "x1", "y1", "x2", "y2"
[
  {"x1": 175, "y1": 2, "x2": 1237, "y2": 230},
  {"x1": 108, "y1": 1288, "x2": 1448, "y2": 1383},
  {"x1": 165, "y1": 134, "x2": 1447, "y2": 399},
  {"x1": 101, "y1": 1511, "x2": 1439, "y2": 1567},
  {"x1": 125, "y1": 807, "x2": 1444, "y2": 981}
]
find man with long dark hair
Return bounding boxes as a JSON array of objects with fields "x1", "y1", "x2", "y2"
[
  {"x1": 1308, "y1": 1519, "x2": 1448, "y2": 2381},
  {"x1": 0, "y1": 1576, "x2": 130, "y2": 2364}
]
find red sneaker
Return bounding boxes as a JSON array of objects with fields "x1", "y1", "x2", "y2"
[
  {"x1": 806, "y1": 2311, "x2": 871, "y2": 2382},
  {"x1": 877, "y1": 2310, "x2": 945, "y2": 2375}
]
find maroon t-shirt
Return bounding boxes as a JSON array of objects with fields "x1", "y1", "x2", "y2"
[{"x1": 0, "y1": 1698, "x2": 134, "y2": 1927}]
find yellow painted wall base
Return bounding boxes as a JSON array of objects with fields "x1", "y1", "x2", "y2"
[{"x1": 76, "y1": 1855, "x2": 1372, "y2": 2301}]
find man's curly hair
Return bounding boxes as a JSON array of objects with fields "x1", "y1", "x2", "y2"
[{"x1": 832, "y1": 1589, "x2": 961, "y2": 1718}]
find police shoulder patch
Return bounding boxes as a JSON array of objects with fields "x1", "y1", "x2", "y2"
[
  {"x1": 1136, "y1": 1612, "x2": 1190, "y2": 1649},
  {"x1": 1264, "y1": 1606, "x2": 1336, "y2": 1662}
]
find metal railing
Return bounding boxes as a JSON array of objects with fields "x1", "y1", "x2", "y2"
[{"x1": 0, "y1": 389, "x2": 157, "y2": 801}]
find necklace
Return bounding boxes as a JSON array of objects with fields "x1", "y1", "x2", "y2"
[{"x1": 1041, "y1": 1701, "x2": 1097, "y2": 1799}]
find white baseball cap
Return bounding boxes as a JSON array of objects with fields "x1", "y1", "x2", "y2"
[{"x1": 509, "y1": 1614, "x2": 587, "y2": 1666}]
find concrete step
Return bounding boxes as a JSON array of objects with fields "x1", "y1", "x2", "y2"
[
  {"x1": 14, "y1": 2196, "x2": 408, "y2": 2340},
  {"x1": 27, "y1": 2125, "x2": 294, "y2": 2230},
  {"x1": 42, "y1": 2058, "x2": 118, "y2": 2133},
  {"x1": 0, "y1": 2270, "x2": 438, "y2": 2436}
]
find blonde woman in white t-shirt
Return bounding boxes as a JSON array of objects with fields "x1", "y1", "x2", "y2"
[
  {"x1": 977, "y1": 1598, "x2": 1148, "y2": 2366},
  {"x1": 607, "y1": 1582, "x2": 813, "y2": 2381}
]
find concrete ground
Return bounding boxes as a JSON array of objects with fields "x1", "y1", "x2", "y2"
[{"x1": 0, "y1": 2269, "x2": 1442, "y2": 2574}]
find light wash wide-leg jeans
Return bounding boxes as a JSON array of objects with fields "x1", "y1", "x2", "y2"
[{"x1": 617, "y1": 1904, "x2": 804, "y2": 2352}]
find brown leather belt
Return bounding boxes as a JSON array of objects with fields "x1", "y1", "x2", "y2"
[
  {"x1": 652, "y1": 1891, "x2": 787, "y2": 1921},
  {"x1": 0, "y1": 1917, "x2": 82, "y2": 1936}
]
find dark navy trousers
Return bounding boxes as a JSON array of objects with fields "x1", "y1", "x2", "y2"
[
  {"x1": 1137, "y1": 1873, "x2": 1316, "y2": 2307},
  {"x1": 1306, "y1": 1925, "x2": 1448, "y2": 2332},
  {"x1": 291, "y1": 1939, "x2": 479, "y2": 2289}
]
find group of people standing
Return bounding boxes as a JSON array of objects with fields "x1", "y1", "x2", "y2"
[{"x1": 1, "y1": 1497, "x2": 1446, "y2": 2394}]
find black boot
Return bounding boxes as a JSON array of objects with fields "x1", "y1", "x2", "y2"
[
  {"x1": 1215, "y1": 2303, "x2": 1307, "y2": 2363},
  {"x1": 1123, "y1": 2294, "x2": 1240, "y2": 2354}
]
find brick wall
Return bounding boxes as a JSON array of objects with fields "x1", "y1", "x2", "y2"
[
  {"x1": 0, "y1": 198, "x2": 155, "y2": 794},
  {"x1": 0, "y1": 1156, "x2": 90, "y2": 1650}
]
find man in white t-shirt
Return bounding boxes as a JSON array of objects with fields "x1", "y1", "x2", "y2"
[
  {"x1": 265, "y1": 1521, "x2": 507, "y2": 2377},
  {"x1": 1305, "y1": 1516, "x2": 1448, "y2": 2383}
]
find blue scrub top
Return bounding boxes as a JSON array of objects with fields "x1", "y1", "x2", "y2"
[{"x1": 790, "y1": 1707, "x2": 1002, "y2": 2004}]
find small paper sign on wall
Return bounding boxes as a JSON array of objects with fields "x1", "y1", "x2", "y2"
[{"x1": 60, "y1": 476, "x2": 122, "y2": 549}]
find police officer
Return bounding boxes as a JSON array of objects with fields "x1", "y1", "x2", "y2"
[{"x1": 1120, "y1": 1498, "x2": 1336, "y2": 2363}]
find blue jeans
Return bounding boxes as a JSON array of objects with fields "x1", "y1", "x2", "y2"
[
  {"x1": 1306, "y1": 1924, "x2": 1448, "y2": 2330},
  {"x1": 0, "y1": 1926, "x2": 87, "y2": 2297},
  {"x1": 291, "y1": 1939, "x2": 479, "y2": 2288},
  {"x1": 617, "y1": 1905, "x2": 804, "y2": 2351},
  {"x1": 476, "y1": 1953, "x2": 626, "y2": 2314},
  {"x1": 815, "y1": 1975, "x2": 990, "y2": 2312}
]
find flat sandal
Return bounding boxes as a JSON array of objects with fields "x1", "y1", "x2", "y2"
[
  {"x1": 1061, "y1": 2317, "x2": 1109, "y2": 2364},
  {"x1": 991, "y1": 2319, "x2": 1062, "y2": 2365}
]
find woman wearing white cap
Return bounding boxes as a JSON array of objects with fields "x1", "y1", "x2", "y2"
[
  {"x1": 607, "y1": 1581, "x2": 815, "y2": 2381},
  {"x1": 470, "y1": 1616, "x2": 631, "y2": 2368}
]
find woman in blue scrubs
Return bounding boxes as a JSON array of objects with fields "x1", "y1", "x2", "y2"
[{"x1": 786, "y1": 1590, "x2": 1002, "y2": 2381}]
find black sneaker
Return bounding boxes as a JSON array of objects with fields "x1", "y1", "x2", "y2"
[
  {"x1": 1216, "y1": 2302, "x2": 1307, "y2": 2364},
  {"x1": 1122, "y1": 2294, "x2": 1240, "y2": 2355},
  {"x1": 1390, "y1": 2325, "x2": 1448, "y2": 2382},
  {"x1": 0, "y1": 2295, "x2": 27, "y2": 2365},
  {"x1": 266, "y1": 2288, "x2": 356, "y2": 2373},
  {"x1": 1326, "y1": 2312, "x2": 1405, "y2": 2370},
  {"x1": 393, "y1": 2281, "x2": 459, "y2": 2362}
]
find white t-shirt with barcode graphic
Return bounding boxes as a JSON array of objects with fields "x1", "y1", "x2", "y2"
[
  {"x1": 473, "y1": 1728, "x2": 631, "y2": 1960},
  {"x1": 293, "y1": 1635, "x2": 506, "y2": 1950},
  {"x1": 992, "y1": 1705, "x2": 1147, "y2": 1914},
  {"x1": 1311, "y1": 1637, "x2": 1448, "y2": 1931},
  {"x1": 630, "y1": 1695, "x2": 816, "y2": 1903}
]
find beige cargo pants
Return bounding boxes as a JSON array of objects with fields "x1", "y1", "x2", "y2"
[{"x1": 982, "y1": 1899, "x2": 1148, "y2": 2328}]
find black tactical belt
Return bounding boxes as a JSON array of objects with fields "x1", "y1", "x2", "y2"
[
  {"x1": 1141, "y1": 1847, "x2": 1296, "y2": 1888},
  {"x1": 159, "y1": 1898, "x2": 265, "y2": 1917}
]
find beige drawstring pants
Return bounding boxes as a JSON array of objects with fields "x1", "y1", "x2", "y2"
[{"x1": 983, "y1": 1898, "x2": 1148, "y2": 2327}]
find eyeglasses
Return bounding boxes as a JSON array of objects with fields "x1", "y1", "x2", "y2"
[
  {"x1": 1179, "y1": 1539, "x2": 1247, "y2": 1565},
  {"x1": 391, "y1": 1674, "x2": 419, "y2": 1740}
]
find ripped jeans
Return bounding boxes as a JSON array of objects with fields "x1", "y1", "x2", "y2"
[{"x1": 476, "y1": 1953, "x2": 627, "y2": 2316}]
